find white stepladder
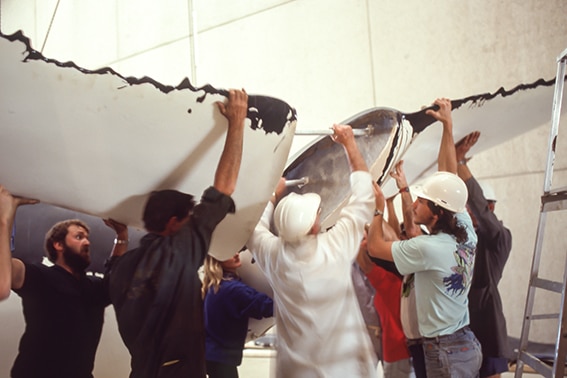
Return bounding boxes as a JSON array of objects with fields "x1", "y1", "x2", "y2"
[{"x1": 514, "y1": 48, "x2": 567, "y2": 378}]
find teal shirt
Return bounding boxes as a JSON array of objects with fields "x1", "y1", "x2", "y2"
[{"x1": 392, "y1": 212, "x2": 477, "y2": 338}]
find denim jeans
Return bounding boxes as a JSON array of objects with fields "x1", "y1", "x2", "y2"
[{"x1": 422, "y1": 327, "x2": 482, "y2": 378}]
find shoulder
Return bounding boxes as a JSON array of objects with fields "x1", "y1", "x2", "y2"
[
  {"x1": 22, "y1": 261, "x2": 53, "y2": 278},
  {"x1": 349, "y1": 171, "x2": 373, "y2": 193},
  {"x1": 198, "y1": 186, "x2": 235, "y2": 211}
]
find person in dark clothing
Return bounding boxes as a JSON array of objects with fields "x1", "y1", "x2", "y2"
[
  {"x1": 105, "y1": 88, "x2": 248, "y2": 378},
  {"x1": 202, "y1": 252, "x2": 273, "y2": 378},
  {"x1": 0, "y1": 185, "x2": 128, "y2": 378},
  {"x1": 456, "y1": 131, "x2": 513, "y2": 378}
]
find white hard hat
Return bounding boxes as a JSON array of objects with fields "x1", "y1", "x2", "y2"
[
  {"x1": 274, "y1": 192, "x2": 321, "y2": 242},
  {"x1": 479, "y1": 181, "x2": 497, "y2": 202},
  {"x1": 413, "y1": 171, "x2": 468, "y2": 213}
]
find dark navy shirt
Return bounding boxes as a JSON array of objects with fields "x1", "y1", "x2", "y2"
[
  {"x1": 12, "y1": 263, "x2": 108, "y2": 378},
  {"x1": 466, "y1": 177, "x2": 513, "y2": 358},
  {"x1": 204, "y1": 273, "x2": 273, "y2": 366}
]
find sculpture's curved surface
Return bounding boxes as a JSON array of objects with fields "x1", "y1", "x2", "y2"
[{"x1": 0, "y1": 31, "x2": 297, "y2": 261}]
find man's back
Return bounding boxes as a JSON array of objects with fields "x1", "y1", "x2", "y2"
[
  {"x1": 107, "y1": 187, "x2": 236, "y2": 378},
  {"x1": 108, "y1": 231, "x2": 207, "y2": 377},
  {"x1": 249, "y1": 170, "x2": 377, "y2": 377}
]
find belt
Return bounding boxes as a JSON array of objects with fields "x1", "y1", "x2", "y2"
[
  {"x1": 422, "y1": 326, "x2": 470, "y2": 343},
  {"x1": 406, "y1": 338, "x2": 423, "y2": 346}
]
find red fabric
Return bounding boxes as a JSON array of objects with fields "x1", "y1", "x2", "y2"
[{"x1": 366, "y1": 265, "x2": 410, "y2": 362}]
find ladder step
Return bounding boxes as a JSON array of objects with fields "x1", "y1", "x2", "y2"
[
  {"x1": 532, "y1": 277, "x2": 564, "y2": 293},
  {"x1": 541, "y1": 188, "x2": 567, "y2": 212},
  {"x1": 517, "y1": 351, "x2": 553, "y2": 377},
  {"x1": 528, "y1": 313, "x2": 560, "y2": 321}
]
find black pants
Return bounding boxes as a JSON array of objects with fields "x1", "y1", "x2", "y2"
[
  {"x1": 206, "y1": 360, "x2": 238, "y2": 378},
  {"x1": 408, "y1": 340, "x2": 427, "y2": 378}
]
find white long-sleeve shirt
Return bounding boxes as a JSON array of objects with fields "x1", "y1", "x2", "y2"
[{"x1": 247, "y1": 171, "x2": 377, "y2": 378}]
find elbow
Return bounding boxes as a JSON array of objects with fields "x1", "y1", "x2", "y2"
[
  {"x1": 214, "y1": 182, "x2": 235, "y2": 197},
  {"x1": 367, "y1": 241, "x2": 393, "y2": 262},
  {"x1": 366, "y1": 242, "x2": 380, "y2": 259}
]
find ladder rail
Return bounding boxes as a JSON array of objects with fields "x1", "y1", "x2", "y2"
[
  {"x1": 543, "y1": 49, "x2": 567, "y2": 193},
  {"x1": 515, "y1": 49, "x2": 567, "y2": 378},
  {"x1": 551, "y1": 255, "x2": 567, "y2": 377},
  {"x1": 514, "y1": 211, "x2": 549, "y2": 377}
]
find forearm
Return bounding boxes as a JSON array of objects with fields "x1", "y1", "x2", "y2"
[
  {"x1": 343, "y1": 139, "x2": 368, "y2": 172},
  {"x1": 0, "y1": 222, "x2": 13, "y2": 300},
  {"x1": 366, "y1": 214, "x2": 394, "y2": 261},
  {"x1": 110, "y1": 230, "x2": 129, "y2": 258},
  {"x1": 399, "y1": 191, "x2": 418, "y2": 237},
  {"x1": 457, "y1": 160, "x2": 473, "y2": 182},
  {"x1": 385, "y1": 199, "x2": 401, "y2": 237},
  {"x1": 356, "y1": 247, "x2": 374, "y2": 274},
  {"x1": 214, "y1": 123, "x2": 245, "y2": 195},
  {"x1": 438, "y1": 120, "x2": 457, "y2": 174}
]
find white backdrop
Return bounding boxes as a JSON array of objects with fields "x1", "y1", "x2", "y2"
[{"x1": 1, "y1": 1, "x2": 567, "y2": 376}]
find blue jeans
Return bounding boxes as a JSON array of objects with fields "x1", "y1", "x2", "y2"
[{"x1": 423, "y1": 327, "x2": 482, "y2": 378}]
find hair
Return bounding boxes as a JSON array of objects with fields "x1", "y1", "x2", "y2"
[
  {"x1": 201, "y1": 255, "x2": 236, "y2": 299},
  {"x1": 426, "y1": 200, "x2": 468, "y2": 244},
  {"x1": 143, "y1": 190, "x2": 195, "y2": 232},
  {"x1": 44, "y1": 219, "x2": 90, "y2": 262}
]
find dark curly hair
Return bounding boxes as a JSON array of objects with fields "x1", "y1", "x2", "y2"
[
  {"x1": 426, "y1": 200, "x2": 467, "y2": 243},
  {"x1": 143, "y1": 190, "x2": 195, "y2": 233}
]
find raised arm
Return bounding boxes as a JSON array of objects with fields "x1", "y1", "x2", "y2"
[
  {"x1": 103, "y1": 219, "x2": 129, "y2": 258},
  {"x1": 0, "y1": 186, "x2": 38, "y2": 300},
  {"x1": 366, "y1": 182, "x2": 394, "y2": 261},
  {"x1": 385, "y1": 196, "x2": 401, "y2": 238},
  {"x1": 455, "y1": 131, "x2": 480, "y2": 183},
  {"x1": 426, "y1": 98, "x2": 457, "y2": 174},
  {"x1": 213, "y1": 89, "x2": 248, "y2": 195},
  {"x1": 390, "y1": 160, "x2": 422, "y2": 238},
  {"x1": 331, "y1": 124, "x2": 368, "y2": 172}
]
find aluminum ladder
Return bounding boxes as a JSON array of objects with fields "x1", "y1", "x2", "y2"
[{"x1": 514, "y1": 48, "x2": 567, "y2": 377}]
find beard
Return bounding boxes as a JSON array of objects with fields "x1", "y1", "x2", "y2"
[{"x1": 62, "y1": 243, "x2": 90, "y2": 272}]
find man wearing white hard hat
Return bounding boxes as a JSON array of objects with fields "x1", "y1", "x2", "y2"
[
  {"x1": 367, "y1": 98, "x2": 482, "y2": 378},
  {"x1": 247, "y1": 124, "x2": 378, "y2": 377},
  {"x1": 456, "y1": 131, "x2": 512, "y2": 378}
]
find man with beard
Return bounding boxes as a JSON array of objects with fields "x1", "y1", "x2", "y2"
[{"x1": 0, "y1": 185, "x2": 128, "y2": 378}]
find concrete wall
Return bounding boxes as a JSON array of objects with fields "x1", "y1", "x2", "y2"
[{"x1": 1, "y1": 0, "x2": 566, "y2": 376}]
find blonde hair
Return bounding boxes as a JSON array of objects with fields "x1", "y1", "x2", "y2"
[{"x1": 201, "y1": 255, "x2": 229, "y2": 299}]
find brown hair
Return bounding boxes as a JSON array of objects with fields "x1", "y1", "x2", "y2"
[{"x1": 44, "y1": 219, "x2": 90, "y2": 262}]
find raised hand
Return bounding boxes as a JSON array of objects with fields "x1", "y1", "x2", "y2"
[{"x1": 455, "y1": 131, "x2": 480, "y2": 163}]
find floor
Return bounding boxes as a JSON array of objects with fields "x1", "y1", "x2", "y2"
[
  {"x1": 237, "y1": 344, "x2": 528, "y2": 377},
  {"x1": 236, "y1": 331, "x2": 547, "y2": 377}
]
